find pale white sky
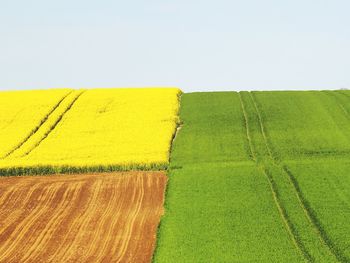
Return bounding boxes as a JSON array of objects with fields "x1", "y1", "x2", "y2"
[{"x1": 1, "y1": 0, "x2": 350, "y2": 92}]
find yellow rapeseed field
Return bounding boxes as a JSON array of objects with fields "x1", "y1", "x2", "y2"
[
  {"x1": 0, "y1": 89, "x2": 71, "y2": 159},
  {"x1": 0, "y1": 88, "x2": 181, "y2": 174},
  {"x1": 8, "y1": 90, "x2": 84, "y2": 158}
]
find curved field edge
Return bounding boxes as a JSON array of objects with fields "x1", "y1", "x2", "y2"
[
  {"x1": 151, "y1": 92, "x2": 183, "y2": 261},
  {"x1": 0, "y1": 163, "x2": 169, "y2": 176}
]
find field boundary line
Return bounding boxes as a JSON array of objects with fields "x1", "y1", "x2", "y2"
[
  {"x1": 21, "y1": 90, "x2": 85, "y2": 157},
  {"x1": 152, "y1": 92, "x2": 182, "y2": 262},
  {"x1": 150, "y1": 174, "x2": 167, "y2": 263},
  {"x1": 250, "y1": 92, "x2": 343, "y2": 262},
  {"x1": 0, "y1": 90, "x2": 72, "y2": 159},
  {"x1": 0, "y1": 163, "x2": 168, "y2": 177},
  {"x1": 167, "y1": 91, "x2": 183, "y2": 169}
]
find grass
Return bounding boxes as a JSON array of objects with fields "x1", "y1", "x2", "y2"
[
  {"x1": 251, "y1": 90, "x2": 350, "y2": 161},
  {"x1": 154, "y1": 164, "x2": 303, "y2": 262},
  {"x1": 286, "y1": 160, "x2": 350, "y2": 261},
  {"x1": 169, "y1": 92, "x2": 248, "y2": 167},
  {"x1": 155, "y1": 90, "x2": 350, "y2": 262},
  {"x1": 154, "y1": 92, "x2": 305, "y2": 262},
  {"x1": 247, "y1": 90, "x2": 350, "y2": 262}
]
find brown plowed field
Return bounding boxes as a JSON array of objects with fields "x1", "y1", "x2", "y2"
[{"x1": 0, "y1": 171, "x2": 167, "y2": 263}]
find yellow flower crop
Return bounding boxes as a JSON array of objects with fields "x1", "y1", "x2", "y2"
[
  {"x1": 8, "y1": 90, "x2": 84, "y2": 158},
  {"x1": 0, "y1": 88, "x2": 181, "y2": 173},
  {"x1": 0, "y1": 89, "x2": 71, "y2": 158}
]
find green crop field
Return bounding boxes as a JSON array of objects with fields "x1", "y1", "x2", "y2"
[
  {"x1": 154, "y1": 90, "x2": 350, "y2": 262},
  {"x1": 1, "y1": 89, "x2": 350, "y2": 262}
]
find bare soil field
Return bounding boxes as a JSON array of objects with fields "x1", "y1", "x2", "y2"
[{"x1": 0, "y1": 171, "x2": 167, "y2": 263}]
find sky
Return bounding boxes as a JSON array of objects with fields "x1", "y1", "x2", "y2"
[{"x1": 1, "y1": 0, "x2": 350, "y2": 92}]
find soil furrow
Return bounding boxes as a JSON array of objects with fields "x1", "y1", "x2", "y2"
[
  {"x1": 22, "y1": 183, "x2": 82, "y2": 263},
  {"x1": 114, "y1": 174, "x2": 145, "y2": 262},
  {"x1": 0, "y1": 172, "x2": 167, "y2": 263},
  {"x1": 0, "y1": 184, "x2": 62, "y2": 261}
]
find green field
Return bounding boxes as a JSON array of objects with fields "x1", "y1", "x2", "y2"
[
  {"x1": 154, "y1": 91, "x2": 350, "y2": 262},
  {"x1": 1, "y1": 89, "x2": 350, "y2": 262}
]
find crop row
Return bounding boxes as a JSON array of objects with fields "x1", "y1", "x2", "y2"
[{"x1": 154, "y1": 90, "x2": 350, "y2": 262}]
